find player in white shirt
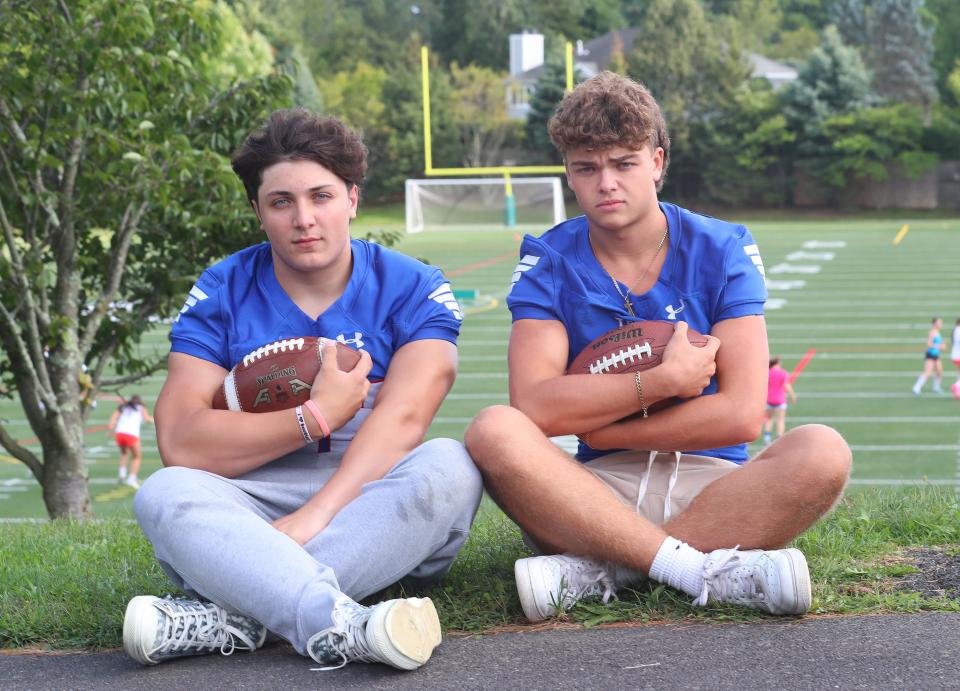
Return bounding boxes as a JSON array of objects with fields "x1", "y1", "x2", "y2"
[{"x1": 108, "y1": 394, "x2": 153, "y2": 489}]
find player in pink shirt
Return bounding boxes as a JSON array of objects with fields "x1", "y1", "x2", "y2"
[{"x1": 764, "y1": 357, "x2": 797, "y2": 445}]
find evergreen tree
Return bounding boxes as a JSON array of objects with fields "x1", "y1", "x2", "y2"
[
  {"x1": 524, "y1": 61, "x2": 570, "y2": 164},
  {"x1": 781, "y1": 25, "x2": 873, "y2": 159},
  {"x1": 866, "y1": 0, "x2": 937, "y2": 114}
]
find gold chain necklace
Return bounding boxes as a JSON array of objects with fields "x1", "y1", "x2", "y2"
[{"x1": 590, "y1": 227, "x2": 669, "y2": 317}]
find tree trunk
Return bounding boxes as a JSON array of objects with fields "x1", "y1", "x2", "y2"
[{"x1": 37, "y1": 400, "x2": 92, "y2": 519}]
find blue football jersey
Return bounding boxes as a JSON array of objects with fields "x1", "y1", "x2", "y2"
[
  {"x1": 170, "y1": 239, "x2": 462, "y2": 454},
  {"x1": 507, "y1": 202, "x2": 767, "y2": 463}
]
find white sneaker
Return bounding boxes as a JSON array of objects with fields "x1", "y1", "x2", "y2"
[
  {"x1": 123, "y1": 596, "x2": 266, "y2": 665},
  {"x1": 307, "y1": 596, "x2": 441, "y2": 671},
  {"x1": 124, "y1": 476, "x2": 141, "y2": 489},
  {"x1": 694, "y1": 547, "x2": 811, "y2": 615},
  {"x1": 514, "y1": 554, "x2": 617, "y2": 622}
]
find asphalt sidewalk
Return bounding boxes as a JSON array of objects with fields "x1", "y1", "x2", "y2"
[{"x1": 2, "y1": 612, "x2": 959, "y2": 690}]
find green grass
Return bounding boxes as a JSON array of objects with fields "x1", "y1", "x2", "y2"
[
  {"x1": 2, "y1": 488, "x2": 959, "y2": 650},
  {"x1": 1, "y1": 208, "x2": 959, "y2": 648}
]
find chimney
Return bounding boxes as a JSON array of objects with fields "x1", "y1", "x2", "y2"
[{"x1": 509, "y1": 32, "x2": 544, "y2": 76}]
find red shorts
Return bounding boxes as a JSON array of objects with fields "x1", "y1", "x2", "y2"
[{"x1": 115, "y1": 432, "x2": 139, "y2": 449}]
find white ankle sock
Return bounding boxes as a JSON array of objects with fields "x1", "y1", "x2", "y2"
[{"x1": 648, "y1": 536, "x2": 708, "y2": 598}]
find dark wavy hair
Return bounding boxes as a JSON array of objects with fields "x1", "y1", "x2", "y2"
[
  {"x1": 231, "y1": 108, "x2": 368, "y2": 204},
  {"x1": 548, "y1": 71, "x2": 671, "y2": 191}
]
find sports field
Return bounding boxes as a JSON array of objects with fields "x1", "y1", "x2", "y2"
[{"x1": 1, "y1": 215, "x2": 958, "y2": 518}]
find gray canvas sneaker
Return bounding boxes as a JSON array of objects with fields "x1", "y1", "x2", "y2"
[
  {"x1": 123, "y1": 595, "x2": 266, "y2": 665},
  {"x1": 308, "y1": 596, "x2": 442, "y2": 671}
]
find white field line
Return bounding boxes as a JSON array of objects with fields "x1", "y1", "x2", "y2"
[
  {"x1": 466, "y1": 323, "x2": 937, "y2": 333},
  {"x1": 847, "y1": 478, "x2": 960, "y2": 486},
  {"x1": 444, "y1": 392, "x2": 952, "y2": 402},
  {"x1": 0, "y1": 517, "x2": 137, "y2": 524},
  {"x1": 459, "y1": 337, "x2": 925, "y2": 345}
]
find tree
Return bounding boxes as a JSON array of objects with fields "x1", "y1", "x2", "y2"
[
  {"x1": 449, "y1": 64, "x2": 520, "y2": 168},
  {"x1": 866, "y1": 0, "x2": 937, "y2": 114},
  {"x1": 821, "y1": 104, "x2": 937, "y2": 187},
  {"x1": 698, "y1": 88, "x2": 796, "y2": 206},
  {"x1": 628, "y1": 0, "x2": 753, "y2": 198},
  {"x1": 781, "y1": 25, "x2": 874, "y2": 160},
  {"x1": 0, "y1": 0, "x2": 292, "y2": 518},
  {"x1": 926, "y1": 0, "x2": 960, "y2": 104},
  {"x1": 830, "y1": 0, "x2": 938, "y2": 114},
  {"x1": 524, "y1": 61, "x2": 572, "y2": 164}
]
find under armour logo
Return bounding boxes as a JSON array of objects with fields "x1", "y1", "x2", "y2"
[
  {"x1": 665, "y1": 299, "x2": 686, "y2": 320},
  {"x1": 337, "y1": 332, "x2": 365, "y2": 348},
  {"x1": 173, "y1": 284, "x2": 209, "y2": 322}
]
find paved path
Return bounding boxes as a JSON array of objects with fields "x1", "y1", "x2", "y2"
[{"x1": 2, "y1": 613, "x2": 958, "y2": 690}]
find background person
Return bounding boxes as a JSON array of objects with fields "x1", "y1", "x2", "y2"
[
  {"x1": 763, "y1": 358, "x2": 797, "y2": 445},
  {"x1": 122, "y1": 110, "x2": 482, "y2": 672},
  {"x1": 951, "y1": 318, "x2": 960, "y2": 388},
  {"x1": 912, "y1": 317, "x2": 945, "y2": 395},
  {"x1": 465, "y1": 72, "x2": 851, "y2": 624},
  {"x1": 108, "y1": 394, "x2": 153, "y2": 489}
]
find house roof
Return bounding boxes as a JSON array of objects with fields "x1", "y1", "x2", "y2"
[{"x1": 518, "y1": 27, "x2": 797, "y2": 85}]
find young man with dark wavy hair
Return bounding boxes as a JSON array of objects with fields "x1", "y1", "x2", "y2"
[
  {"x1": 466, "y1": 72, "x2": 851, "y2": 621},
  {"x1": 123, "y1": 109, "x2": 482, "y2": 671}
]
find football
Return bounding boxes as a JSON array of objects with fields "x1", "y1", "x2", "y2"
[
  {"x1": 212, "y1": 337, "x2": 361, "y2": 413},
  {"x1": 567, "y1": 321, "x2": 709, "y2": 376}
]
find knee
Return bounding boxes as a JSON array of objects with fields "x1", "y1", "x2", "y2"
[
  {"x1": 783, "y1": 424, "x2": 852, "y2": 490},
  {"x1": 411, "y1": 438, "x2": 483, "y2": 507},
  {"x1": 134, "y1": 466, "x2": 205, "y2": 527},
  {"x1": 464, "y1": 405, "x2": 531, "y2": 474}
]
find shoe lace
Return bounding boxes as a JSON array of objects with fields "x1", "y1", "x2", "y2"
[
  {"x1": 693, "y1": 546, "x2": 765, "y2": 607},
  {"x1": 559, "y1": 558, "x2": 617, "y2": 609},
  {"x1": 310, "y1": 600, "x2": 377, "y2": 671},
  {"x1": 153, "y1": 598, "x2": 258, "y2": 658}
]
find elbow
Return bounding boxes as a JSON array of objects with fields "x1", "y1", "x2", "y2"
[
  {"x1": 155, "y1": 427, "x2": 188, "y2": 468},
  {"x1": 510, "y1": 393, "x2": 560, "y2": 437},
  {"x1": 727, "y1": 407, "x2": 765, "y2": 444}
]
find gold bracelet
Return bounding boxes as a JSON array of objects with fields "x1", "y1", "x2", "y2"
[{"x1": 634, "y1": 371, "x2": 649, "y2": 418}]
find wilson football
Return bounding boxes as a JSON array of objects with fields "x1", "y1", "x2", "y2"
[
  {"x1": 567, "y1": 321, "x2": 709, "y2": 376},
  {"x1": 212, "y1": 337, "x2": 361, "y2": 413}
]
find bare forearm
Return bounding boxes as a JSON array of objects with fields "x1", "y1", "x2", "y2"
[
  {"x1": 513, "y1": 367, "x2": 677, "y2": 437},
  {"x1": 156, "y1": 407, "x2": 309, "y2": 477},
  {"x1": 287, "y1": 406, "x2": 430, "y2": 527},
  {"x1": 585, "y1": 390, "x2": 764, "y2": 452}
]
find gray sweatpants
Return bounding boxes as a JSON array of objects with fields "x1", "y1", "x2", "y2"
[{"x1": 134, "y1": 437, "x2": 483, "y2": 655}]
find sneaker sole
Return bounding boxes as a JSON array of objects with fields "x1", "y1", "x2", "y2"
[
  {"x1": 123, "y1": 596, "x2": 161, "y2": 665},
  {"x1": 514, "y1": 558, "x2": 553, "y2": 622},
  {"x1": 778, "y1": 548, "x2": 812, "y2": 615},
  {"x1": 367, "y1": 598, "x2": 442, "y2": 670}
]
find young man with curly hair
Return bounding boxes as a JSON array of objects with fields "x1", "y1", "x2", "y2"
[
  {"x1": 122, "y1": 109, "x2": 482, "y2": 670},
  {"x1": 466, "y1": 72, "x2": 851, "y2": 621}
]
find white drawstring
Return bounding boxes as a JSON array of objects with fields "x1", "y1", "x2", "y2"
[
  {"x1": 634, "y1": 449, "x2": 658, "y2": 514},
  {"x1": 635, "y1": 450, "x2": 683, "y2": 524}
]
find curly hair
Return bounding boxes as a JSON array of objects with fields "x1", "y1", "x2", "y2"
[
  {"x1": 231, "y1": 108, "x2": 368, "y2": 204},
  {"x1": 548, "y1": 71, "x2": 671, "y2": 191}
]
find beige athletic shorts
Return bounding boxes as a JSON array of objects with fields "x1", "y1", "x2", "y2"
[{"x1": 584, "y1": 450, "x2": 741, "y2": 525}]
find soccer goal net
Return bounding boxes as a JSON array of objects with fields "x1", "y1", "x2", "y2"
[{"x1": 405, "y1": 177, "x2": 566, "y2": 233}]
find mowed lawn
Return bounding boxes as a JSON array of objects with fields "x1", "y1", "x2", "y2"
[{"x1": 0, "y1": 215, "x2": 958, "y2": 519}]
